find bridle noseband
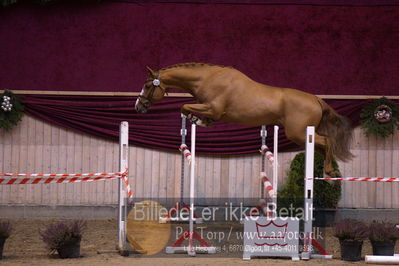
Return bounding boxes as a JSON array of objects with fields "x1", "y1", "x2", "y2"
[{"x1": 138, "y1": 71, "x2": 165, "y2": 108}]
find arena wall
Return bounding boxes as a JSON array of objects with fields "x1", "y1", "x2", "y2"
[{"x1": 0, "y1": 115, "x2": 398, "y2": 209}]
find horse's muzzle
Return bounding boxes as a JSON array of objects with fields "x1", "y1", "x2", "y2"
[{"x1": 135, "y1": 101, "x2": 148, "y2": 114}]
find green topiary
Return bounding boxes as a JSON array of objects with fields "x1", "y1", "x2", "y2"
[{"x1": 277, "y1": 151, "x2": 341, "y2": 216}]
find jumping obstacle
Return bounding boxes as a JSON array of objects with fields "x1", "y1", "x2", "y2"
[
  {"x1": 259, "y1": 125, "x2": 279, "y2": 213},
  {"x1": 300, "y1": 126, "x2": 333, "y2": 260},
  {"x1": 0, "y1": 121, "x2": 136, "y2": 256},
  {"x1": 314, "y1": 158, "x2": 399, "y2": 264},
  {"x1": 252, "y1": 125, "x2": 278, "y2": 216},
  {"x1": 304, "y1": 127, "x2": 399, "y2": 262},
  {"x1": 118, "y1": 121, "x2": 134, "y2": 255},
  {"x1": 243, "y1": 126, "x2": 332, "y2": 260},
  {"x1": 159, "y1": 115, "x2": 202, "y2": 224},
  {"x1": 244, "y1": 125, "x2": 301, "y2": 260},
  {"x1": 165, "y1": 122, "x2": 216, "y2": 256}
]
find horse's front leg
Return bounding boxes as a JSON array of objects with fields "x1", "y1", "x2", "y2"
[{"x1": 181, "y1": 103, "x2": 220, "y2": 127}]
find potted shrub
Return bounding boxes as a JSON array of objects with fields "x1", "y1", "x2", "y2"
[
  {"x1": 39, "y1": 220, "x2": 87, "y2": 259},
  {"x1": 333, "y1": 219, "x2": 368, "y2": 261},
  {"x1": 0, "y1": 220, "x2": 12, "y2": 260},
  {"x1": 369, "y1": 221, "x2": 399, "y2": 256},
  {"x1": 278, "y1": 151, "x2": 341, "y2": 226}
]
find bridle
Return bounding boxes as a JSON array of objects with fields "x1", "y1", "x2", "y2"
[{"x1": 137, "y1": 71, "x2": 165, "y2": 108}]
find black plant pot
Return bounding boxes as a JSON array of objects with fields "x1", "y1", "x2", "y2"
[
  {"x1": 0, "y1": 237, "x2": 6, "y2": 260},
  {"x1": 314, "y1": 208, "x2": 337, "y2": 227},
  {"x1": 57, "y1": 242, "x2": 80, "y2": 259},
  {"x1": 339, "y1": 239, "x2": 363, "y2": 261},
  {"x1": 371, "y1": 240, "x2": 395, "y2": 256}
]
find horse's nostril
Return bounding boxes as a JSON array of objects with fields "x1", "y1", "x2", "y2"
[{"x1": 135, "y1": 104, "x2": 147, "y2": 114}]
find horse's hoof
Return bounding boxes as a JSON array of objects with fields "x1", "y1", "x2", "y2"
[
  {"x1": 187, "y1": 114, "x2": 200, "y2": 125},
  {"x1": 202, "y1": 118, "x2": 214, "y2": 127}
]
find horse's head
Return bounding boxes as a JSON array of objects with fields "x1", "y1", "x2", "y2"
[{"x1": 135, "y1": 67, "x2": 167, "y2": 113}]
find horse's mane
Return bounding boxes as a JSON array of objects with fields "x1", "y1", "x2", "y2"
[{"x1": 160, "y1": 62, "x2": 232, "y2": 71}]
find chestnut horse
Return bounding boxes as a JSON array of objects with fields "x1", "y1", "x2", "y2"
[{"x1": 135, "y1": 63, "x2": 353, "y2": 177}]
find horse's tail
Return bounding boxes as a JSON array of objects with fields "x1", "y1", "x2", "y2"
[{"x1": 316, "y1": 98, "x2": 354, "y2": 162}]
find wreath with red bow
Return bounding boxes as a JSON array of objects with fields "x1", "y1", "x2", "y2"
[{"x1": 360, "y1": 97, "x2": 399, "y2": 138}]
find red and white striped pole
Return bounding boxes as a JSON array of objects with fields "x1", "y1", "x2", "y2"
[
  {"x1": 179, "y1": 144, "x2": 192, "y2": 164},
  {"x1": 259, "y1": 125, "x2": 279, "y2": 216},
  {"x1": 261, "y1": 172, "x2": 274, "y2": 198}
]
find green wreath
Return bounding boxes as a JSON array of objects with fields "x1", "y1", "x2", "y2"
[
  {"x1": 360, "y1": 97, "x2": 399, "y2": 138},
  {"x1": 0, "y1": 90, "x2": 24, "y2": 130}
]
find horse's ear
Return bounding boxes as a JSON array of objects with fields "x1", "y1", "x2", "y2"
[{"x1": 146, "y1": 66, "x2": 156, "y2": 78}]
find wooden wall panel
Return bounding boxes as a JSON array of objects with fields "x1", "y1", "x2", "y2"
[{"x1": 0, "y1": 115, "x2": 398, "y2": 209}]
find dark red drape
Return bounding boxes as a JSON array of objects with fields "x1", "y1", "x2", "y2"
[{"x1": 23, "y1": 95, "x2": 398, "y2": 155}]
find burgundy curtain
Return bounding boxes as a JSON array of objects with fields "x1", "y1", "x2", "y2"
[{"x1": 23, "y1": 95, "x2": 397, "y2": 155}]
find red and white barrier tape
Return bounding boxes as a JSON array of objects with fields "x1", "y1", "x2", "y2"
[
  {"x1": 261, "y1": 172, "x2": 274, "y2": 198},
  {"x1": 314, "y1": 177, "x2": 399, "y2": 182},
  {"x1": 0, "y1": 170, "x2": 133, "y2": 199},
  {"x1": 0, "y1": 175, "x2": 120, "y2": 185},
  {"x1": 259, "y1": 145, "x2": 274, "y2": 163},
  {"x1": 122, "y1": 173, "x2": 133, "y2": 198},
  {"x1": 179, "y1": 144, "x2": 192, "y2": 164},
  {"x1": 0, "y1": 172, "x2": 124, "y2": 177}
]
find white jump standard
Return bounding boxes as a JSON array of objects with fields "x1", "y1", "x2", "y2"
[
  {"x1": 0, "y1": 121, "x2": 134, "y2": 256},
  {"x1": 159, "y1": 115, "x2": 202, "y2": 224},
  {"x1": 243, "y1": 126, "x2": 332, "y2": 261},
  {"x1": 165, "y1": 122, "x2": 216, "y2": 256},
  {"x1": 243, "y1": 125, "x2": 300, "y2": 261},
  {"x1": 118, "y1": 121, "x2": 130, "y2": 255}
]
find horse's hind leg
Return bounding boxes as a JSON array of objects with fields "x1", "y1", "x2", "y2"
[
  {"x1": 313, "y1": 134, "x2": 341, "y2": 178},
  {"x1": 285, "y1": 126, "x2": 339, "y2": 178}
]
